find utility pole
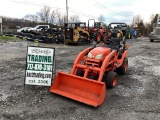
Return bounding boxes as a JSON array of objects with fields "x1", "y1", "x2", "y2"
[{"x1": 66, "y1": 0, "x2": 68, "y2": 23}]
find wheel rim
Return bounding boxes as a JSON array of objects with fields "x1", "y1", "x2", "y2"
[
  {"x1": 113, "y1": 76, "x2": 117, "y2": 86},
  {"x1": 97, "y1": 33, "x2": 101, "y2": 42},
  {"x1": 124, "y1": 62, "x2": 128, "y2": 72}
]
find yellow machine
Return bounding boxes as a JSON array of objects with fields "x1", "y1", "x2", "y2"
[
  {"x1": 64, "y1": 22, "x2": 90, "y2": 45},
  {"x1": 109, "y1": 25, "x2": 123, "y2": 40}
]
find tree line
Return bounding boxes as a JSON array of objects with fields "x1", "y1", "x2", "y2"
[
  {"x1": 130, "y1": 14, "x2": 157, "y2": 36},
  {"x1": 0, "y1": 5, "x2": 157, "y2": 36},
  {"x1": 24, "y1": 6, "x2": 80, "y2": 26}
]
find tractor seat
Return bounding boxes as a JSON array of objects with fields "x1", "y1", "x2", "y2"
[
  {"x1": 111, "y1": 38, "x2": 120, "y2": 46},
  {"x1": 103, "y1": 38, "x2": 121, "y2": 51}
]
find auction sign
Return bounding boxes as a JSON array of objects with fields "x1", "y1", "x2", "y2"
[{"x1": 25, "y1": 46, "x2": 55, "y2": 86}]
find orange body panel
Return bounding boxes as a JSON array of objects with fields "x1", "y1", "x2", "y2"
[
  {"x1": 50, "y1": 72, "x2": 106, "y2": 107},
  {"x1": 50, "y1": 45, "x2": 128, "y2": 107},
  {"x1": 116, "y1": 50, "x2": 128, "y2": 67}
]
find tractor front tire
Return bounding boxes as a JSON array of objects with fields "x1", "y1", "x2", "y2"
[
  {"x1": 150, "y1": 39, "x2": 154, "y2": 42},
  {"x1": 77, "y1": 38, "x2": 82, "y2": 46},
  {"x1": 117, "y1": 57, "x2": 128, "y2": 75},
  {"x1": 103, "y1": 71, "x2": 118, "y2": 88}
]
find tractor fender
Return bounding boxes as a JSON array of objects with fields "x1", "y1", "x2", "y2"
[
  {"x1": 116, "y1": 50, "x2": 128, "y2": 67},
  {"x1": 97, "y1": 50, "x2": 117, "y2": 82}
]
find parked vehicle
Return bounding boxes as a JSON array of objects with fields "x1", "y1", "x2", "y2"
[
  {"x1": 17, "y1": 27, "x2": 32, "y2": 33},
  {"x1": 149, "y1": 24, "x2": 160, "y2": 42},
  {"x1": 27, "y1": 25, "x2": 50, "y2": 32}
]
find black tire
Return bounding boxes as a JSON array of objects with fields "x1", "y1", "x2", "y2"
[
  {"x1": 76, "y1": 69, "x2": 84, "y2": 77},
  {"x1": 103, "y1": 71, "x2": 118, "y2": 88},
  {"x1": 77, "y1": 38, "x2": 82, "y2": 46},
  {"x1": 130, "y1": 34, "x2": 133, "y2": 39},
  {"x1": 117, "y1": 57, "x2": 128, "y2": 75},
  {"x1": 150, "y1": 39, "x2": 154, "y2": 42}
]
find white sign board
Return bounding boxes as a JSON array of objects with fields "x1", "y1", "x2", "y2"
[
  {"x1": 0, "y1": 18, "x2": 2, "y2": 23},
  {"x1": 25, "y1": 46, "x2": 55, "y2": 86}
]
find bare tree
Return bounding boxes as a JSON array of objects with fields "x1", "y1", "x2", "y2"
[
  {"x1": 24, "y1": 14, "x2": 38, "y2": 22},
  {"x1": 23, "y1": 6, "x2": 71, "y2": 26},
  {"x1": 55, "y1": 10, "x2": 66, "y2": 26},
  {"x1": 63, "y1": 15, "x2": 68, "y2": 24},
  {"x1": 37, "y1": 6, "x2": 51, "y2": 23},
  {"x1": 69, "y1": 15, "x2": 80, "y2": 22},
  {"x1": 49, "y1": 10, "x2": 57, "y2": 24},
  {"x1": 144, "y1": 22, "x2": 152, "y2": 35},
  {"x1": 150, "y1": 14, "x2": 156, "y2": 21},
  {"x1": 134, "y1": 15, "x2": 142, "y2": 25}
]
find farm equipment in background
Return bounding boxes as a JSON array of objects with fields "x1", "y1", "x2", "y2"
[
  {"x1": 120, "y1": 25, "x2": 132, "y2": 39},
  {"x1": 16, "y1": 27, "x2": 65, "y2": 44},
  {"x1": 108, "y1": 24, "x2": 123, "y2": 40},
  {"x1": 86, "y1": 19, "x2": 106, "y2": 42},
  {"x1": 135, "y1": 29, "x2": 142, "y2": 37},
  {"x1": 100, "y1": 24, "x2": 123, "y2": 42},
  {"x1": 64, "y1": 22, "x2": 90, "y2": 45},
  {"x1": 44, "y1": 28, "x2": 65, "y2": 44},
  {"x1": 130, "y1": 28, "x2": 137, "y2": 38},
  {"x1": 50, "y1": 22, "x2": 129, "y2": 107}
]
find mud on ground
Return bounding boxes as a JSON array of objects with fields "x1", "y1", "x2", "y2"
[{"x1": 0, "y1": 38, "x2": 160, "y2": 120}]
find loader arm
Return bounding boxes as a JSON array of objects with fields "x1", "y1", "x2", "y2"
[{"x1": 71, "y1": 47, "x2": 92, "y2": 74}]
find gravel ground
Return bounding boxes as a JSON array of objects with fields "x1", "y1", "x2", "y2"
[{"x1": 0, "y1": 38, "x2": 160, "y2": 120}]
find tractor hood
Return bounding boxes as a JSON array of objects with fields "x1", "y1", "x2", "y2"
[{"x1": 87, "y1": 47, "x2": 111, "y2": 60}]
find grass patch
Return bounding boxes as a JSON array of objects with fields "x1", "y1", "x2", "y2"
[{"x1": 0, "y1": 35, "x2": 22, "y2": 42}]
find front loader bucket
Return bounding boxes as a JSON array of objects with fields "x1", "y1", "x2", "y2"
[{"x1": 50, "y1": 72, "x2": 106, "y2": 107}]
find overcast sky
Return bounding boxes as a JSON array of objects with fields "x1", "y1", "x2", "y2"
[{"x1": 0, "y1": 0, "x2": 160, "y2": 24}]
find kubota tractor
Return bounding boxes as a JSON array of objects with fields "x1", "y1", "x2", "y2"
[
  {"x1": 50, "y1": 22, "x2": 129, "y2": 107},
  {"x1": 86, "y1": 19, "x2": 106, "y2": 42},
  {"x1": 64, "y1": 22, "x2": 90, "y2": 45}
]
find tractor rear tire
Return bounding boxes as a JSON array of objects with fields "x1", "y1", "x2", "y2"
[
  {"x1": 103, "y1": 71, "x2": 118, "y2": 88},
  {"x1": 117, "y1": 57, "x2": 128, "y2": 75}
]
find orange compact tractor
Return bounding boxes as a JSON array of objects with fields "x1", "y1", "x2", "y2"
[
  {"x1": 50, "y1": 22, "x2": 129, "y2": 107},
  {"x1": 86, "y1": 19, "x2": 106, "y2": 42}
]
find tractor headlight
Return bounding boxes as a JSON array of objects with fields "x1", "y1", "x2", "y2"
[
  {"x1": 95, "y1": 54, "x2": 103, "y2": 60},
  {"x1": 87, "y1": 52, "x2": 93, "y2": 58}
]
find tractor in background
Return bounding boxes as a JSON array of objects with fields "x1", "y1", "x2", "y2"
[
  {"x1": 64, "y1": 22, "x2": 90, "y2": 45},
  {"x1": 86, "y1": 19, "x2": 107, "y2": 42}
]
